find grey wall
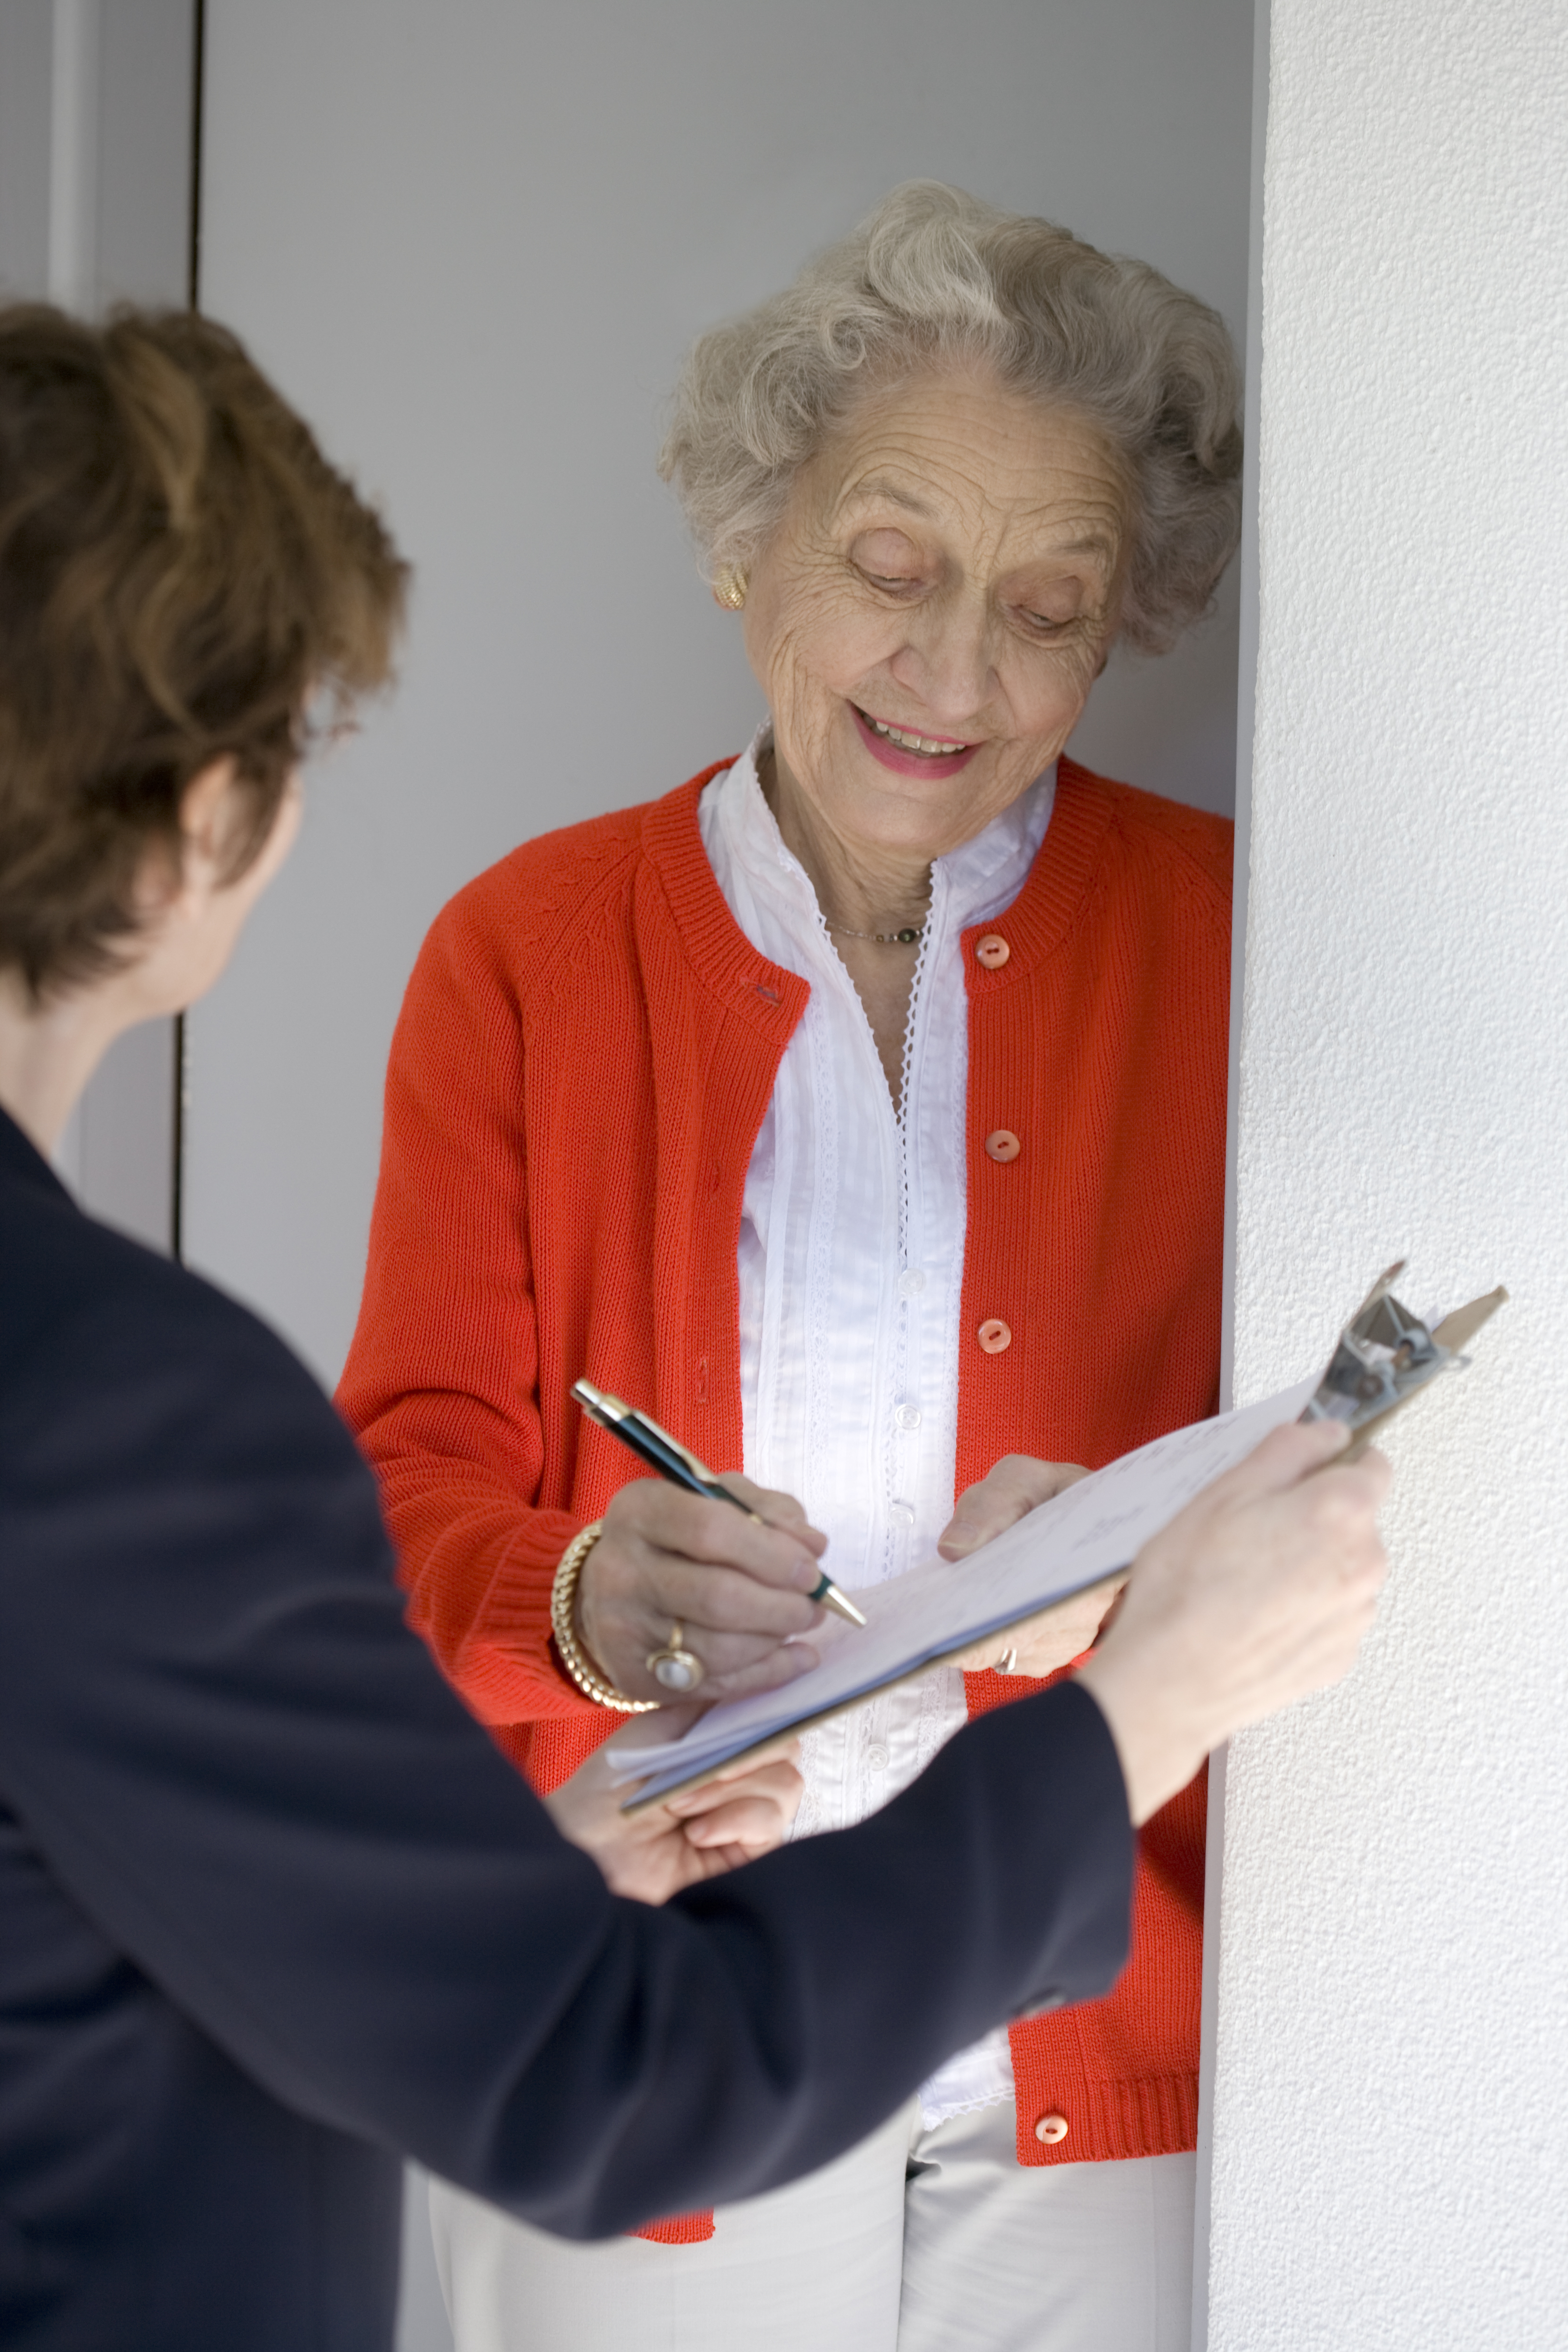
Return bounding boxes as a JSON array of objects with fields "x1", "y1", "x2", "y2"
[
  {"x1": 0, "y1": 2, "x2": 53, "y2": 295},
  {"x1": 0, "y1": 0, "x2": 195, "y2": 1250},
  {"x1": 0, "y1": 0, "x2": 193, "y2": 310},
  {"x1": 189, "y1": 0, "x2": 1255, "y2": 1389}
]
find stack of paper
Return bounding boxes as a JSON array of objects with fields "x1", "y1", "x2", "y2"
[
  {"x1": 609, "y1": 1375, "x2": 1321, "y2": 1807},
  {"x1": 605, "y1": 1269, "x2": 1504, "y2": 1810}
]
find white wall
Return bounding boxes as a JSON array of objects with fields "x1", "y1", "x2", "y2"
[
  {"x1": 189, "y1": 0, "x2": 1255, "y2": 1387},
  {"x1": 1206, "y1": 1, "x2": 1568, "y2": 2344}
]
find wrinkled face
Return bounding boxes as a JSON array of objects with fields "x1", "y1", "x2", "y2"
[{"x1": 743, "y1": 368, "x2": 1129, "y2": 861}]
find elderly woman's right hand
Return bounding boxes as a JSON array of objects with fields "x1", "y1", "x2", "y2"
[{"x1": 575, "y1": 1476, "x2": 830, "y2": 1706}]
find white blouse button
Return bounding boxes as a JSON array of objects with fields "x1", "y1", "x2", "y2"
[
  {"x1": 866, "y1": 1745, "x2": 890, "y2": 1772},
  {"x1": 889, "y1": 1500, "x2": 916, "y2": 1528},
  {"x1": 898, "y1": 1268, "x2": 927, "y2": 1298},
  {"x1": 894, "y1": 1402, "x2": 922, "y2": 1431}
]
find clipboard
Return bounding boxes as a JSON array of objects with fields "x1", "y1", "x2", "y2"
[
  {"x1": 612, "y1": 1267, "x2": 1506, "y2": 1812},
  {"x1": 1299, "y1": 1261, "x2": 1508, "y2": 1454}
]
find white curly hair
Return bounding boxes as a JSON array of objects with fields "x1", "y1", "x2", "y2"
[{"x1": 659, "y1": 181, "x2": 1242, "y2": 655}]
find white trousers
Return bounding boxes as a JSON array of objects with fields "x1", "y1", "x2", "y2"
[{"x1": 429, "y1": 2099, "x2": 1194, "y2": 2352}]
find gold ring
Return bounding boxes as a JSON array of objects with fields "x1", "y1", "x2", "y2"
[{"x1": 646, "y1": 1620, "x2": 705, "y2": 1693}]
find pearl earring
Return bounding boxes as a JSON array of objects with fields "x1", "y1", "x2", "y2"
[{"x1": 712, "y1": 565, "x2": 748, "y2": 611}]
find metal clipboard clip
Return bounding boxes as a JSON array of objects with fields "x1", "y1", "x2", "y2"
[{"x1": 1298, "y1": 1259, "x2": 1508, "y2": 1454}]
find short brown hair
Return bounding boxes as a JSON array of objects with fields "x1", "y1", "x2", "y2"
[{"x1": 0, "y1": 304, "x2": 408, "y2": 997}]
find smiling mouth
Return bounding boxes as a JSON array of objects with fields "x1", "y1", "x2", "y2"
[{"x1": 857, "y1": 708, "x2": 979, "y2": 759}]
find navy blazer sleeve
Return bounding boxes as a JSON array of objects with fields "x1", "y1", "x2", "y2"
[{"x1": 0, "y1": 1195, "x2": 1132, "y2": 2249}]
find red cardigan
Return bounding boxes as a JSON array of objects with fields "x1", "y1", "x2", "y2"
[{"x1": 338, "y1": 757, "x2": 1232, "y2": 2239}]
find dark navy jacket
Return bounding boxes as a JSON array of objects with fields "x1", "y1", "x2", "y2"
[{"x1": 0, "y1": 1105, "x2": 1132, "y2": 2349}]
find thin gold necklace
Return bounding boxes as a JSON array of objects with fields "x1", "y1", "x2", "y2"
[
  {"x1": 824, "y1": 917, "x2": 926, "y2": 945},
  {"x1": 762, "y1": 743, "x2": 929, "y2": 946}
]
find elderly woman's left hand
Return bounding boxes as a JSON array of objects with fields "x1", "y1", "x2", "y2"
[
  {"x1": 542, "y1": 1711, "x2": 804, "y2": 1904},
  {"x1": 939, "y1": 1456, "x2": 1127, "y2": 1678}
]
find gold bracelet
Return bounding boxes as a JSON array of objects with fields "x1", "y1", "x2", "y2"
[{"x1": 549, "y1": 1520, "x2": 661, "y2": 1713}]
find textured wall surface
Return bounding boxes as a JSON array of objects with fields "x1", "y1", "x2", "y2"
[{"x1": 1208, "y1": 1, "x2": 1568, "y2": 2343}]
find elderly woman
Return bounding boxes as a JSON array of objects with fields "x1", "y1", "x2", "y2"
[{"x1": 339, "y1": 182, "x2": 1241, "y2": 2351}]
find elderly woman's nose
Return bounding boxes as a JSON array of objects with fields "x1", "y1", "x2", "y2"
[{"x1": 888, "y1": 602, "x2": 996, "y2": 720}]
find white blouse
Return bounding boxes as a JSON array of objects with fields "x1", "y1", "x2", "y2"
[{"x1": 698, "y1": 725, "x2": 1056, "y2": 2126}]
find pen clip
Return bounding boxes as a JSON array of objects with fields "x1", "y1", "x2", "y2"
[
  {"x1": 571, "y1": 1376, "x2": 628, "y2": 1432},
  {"x1": 572, "y1": 1378, "x2": 725, "y2": 1489},
  {"x1": 573, "y1": 1372, "x2": 864, "y2": 1615},
  {"x1": 651, "y1": 1428, "x2": 719, "y2": 1486}
]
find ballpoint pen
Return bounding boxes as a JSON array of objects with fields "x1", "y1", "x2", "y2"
[{"x1": 571, "y1": 1377, "x2": 867, "y2": 1627}]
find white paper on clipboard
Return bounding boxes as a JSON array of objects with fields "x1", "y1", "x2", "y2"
[
  {"x1": 608, "y1": 1375, "x2": 1320, "y2": 1805},
  {"x1": 609, "y1": 1271, "x2": 1505, "y2": 1811}
]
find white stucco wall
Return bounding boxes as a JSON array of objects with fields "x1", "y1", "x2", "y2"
[{"x1": 1207, "y1": 1, "x2": 1568, "y2": 2343}]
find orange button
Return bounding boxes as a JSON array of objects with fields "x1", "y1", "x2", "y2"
[
  {"x1": 1034, "y1": 2112, "x2": 1069, "y2": 2145},
  {"x1": 975, "y1": 933, "x2": 1010, "y2": 969},
  {"x1": 978, "y1": 1318, "x2": 1012, "y2": 1354},
  {"x1": 985, "y1": 1128, "x2": 1021, "y2": 1162}
]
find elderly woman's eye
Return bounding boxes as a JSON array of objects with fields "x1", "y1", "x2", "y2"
[
  {"x1": 849, "y1": 529, "x2": 925, "y2": 591},
  {"x1": 1018, "y1": 598, "x2": 1083, "y2": 636}
]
